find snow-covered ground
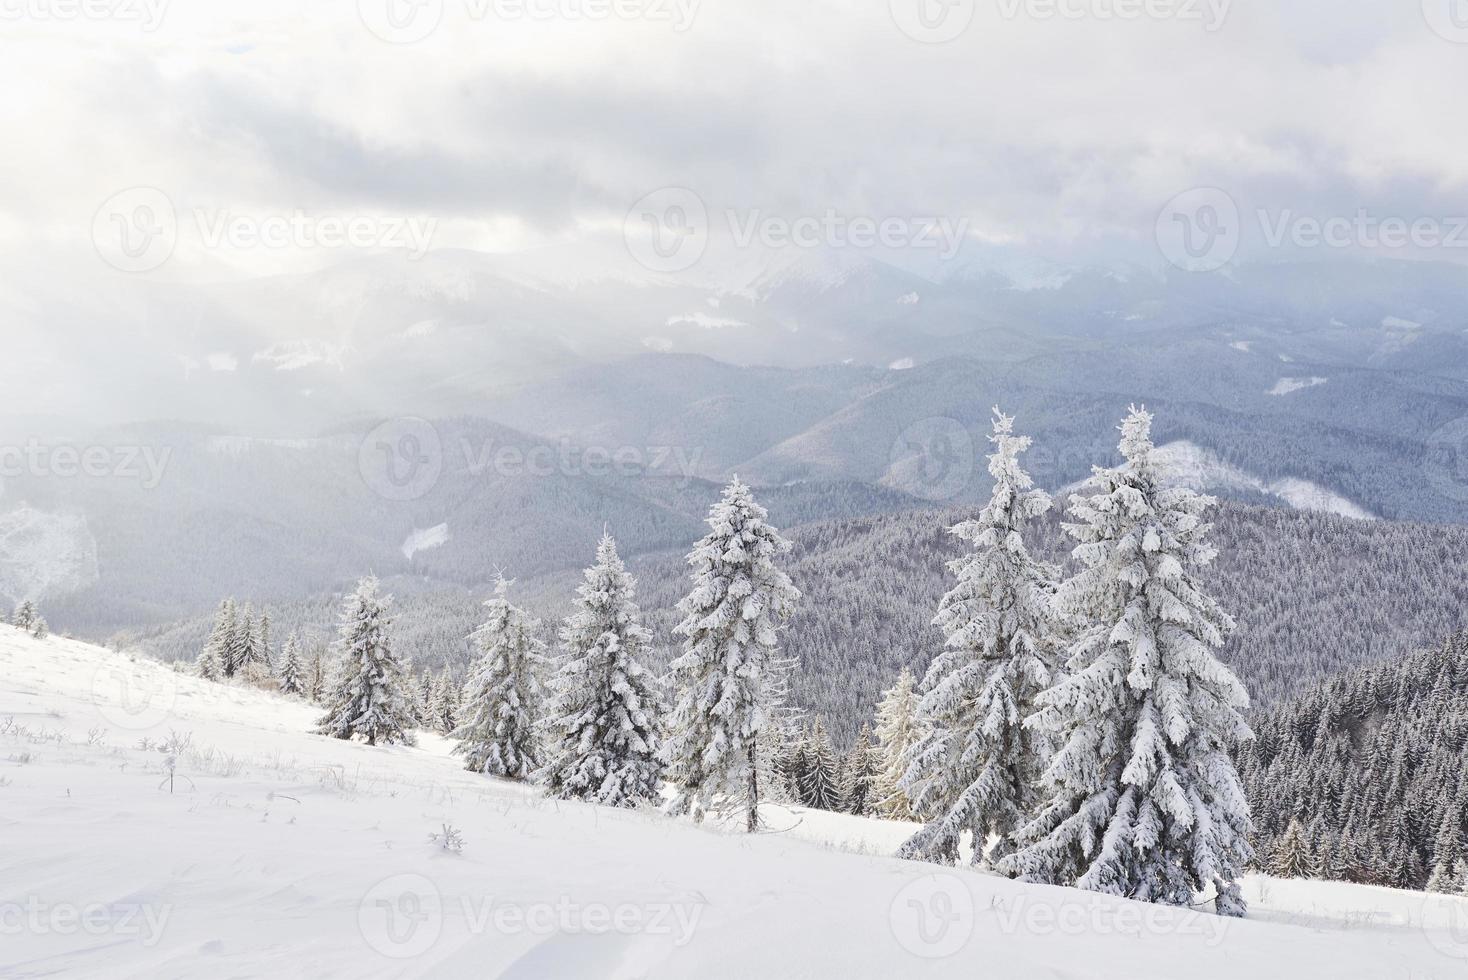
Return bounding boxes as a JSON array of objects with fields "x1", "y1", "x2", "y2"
[
  {"x1": 3, "y1": 628, "x2": 1466, "y2": 979},
  {"x1": 1152, "y1": 440, "x2": 1375, "y2": 520}
]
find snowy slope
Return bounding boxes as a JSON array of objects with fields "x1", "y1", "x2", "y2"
[
  {"x1": 3, "y1": 628, "x2": 1466, "y2": 979},
  {"x1": 1152, "y1": 440, "x2": 1375, "y2": 520}
]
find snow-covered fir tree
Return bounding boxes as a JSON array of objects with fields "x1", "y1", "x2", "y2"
[
  {"x1": 278, "y1": 632, "x2": 304, "y2": 696},
  {"x1": 661, "y1": 478, "x2": 802, "y2": 831},
  {"x1": 451, "y1": 576, "x2": 549, "y2": 780},
  {"x1": 428, "y1": 669, "x2": 460, "y2": 735},
  {"x1": 1237, "y1": 631, "x2": 1468, "y2": 893},
  {"x1": 798, "y1": 718, "x2": 843, "y2": 811},
  {"x1": 874, "y1": 669, "x2": 923, "y2": 820},
  {"x1": 1427, "y1": 859, "x2": 1456, "y2": 894},
  {"x1": 1003, "y1": 407, "x2": 1255, "y2": 917},
  {"x1": 537, "y1": 534, "x2": 664, "y2": 807},
  {"x1": 1271, "y1": 820, "x2": 1317, "y2": 879},
  {"x1": 12, "y1": 600, "x2": 37, "y2": 631},
  {"x1": 418, "y1": 672, "x2": 435, "y2": 725},
  {"x1": 316, "y1": 577, "x2": 418, "y2": 747},
  {"x1": 900, "y1": 409, "x2": 1059, "y2": 869},
  {"x1": 30, "y1": 616, "x2": 48, "y2": 639},
  {"x1": 232, "y1": 606, "x2": 268, "y2": 678},
  {"x1": 195, "y1": 642, "x2": 221, "y2": 681},
  {"x1": 197, "y1": 600, "x2": 234, "y2": 680},
  {"x1": 842, "y1": 724, "x2": 881, "y2": 816},
  {"x1": 306, "y1": 650, "x2": 327, "y2": 703},
  {"x1": 255, "y1": 611, "x2": 274, "y2": 670},
  {"x1": 776, "y1": 721, "x2": 810, "y2": 803}
]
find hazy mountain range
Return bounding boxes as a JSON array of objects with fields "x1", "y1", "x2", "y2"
[{"x1": 4, "y1": 250, "x2": 1468, "y2": 641}]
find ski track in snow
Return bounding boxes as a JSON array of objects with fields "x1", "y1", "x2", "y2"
[{"x1": 2, "y1": 628, "x2": 1464, "y2": 978}]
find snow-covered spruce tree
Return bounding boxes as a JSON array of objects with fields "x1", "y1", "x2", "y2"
[
  {"x1": 427, "y1": 670, "x2": 455, "y2": 734},
  {"x1": 417, "y1": 672, "x2": 435, "y2": 724},
  {"x1": 1271, "y1": 819, "x2": 1317, "y2": 879},
  {"x1": 537, "y1": 535, "x2": 664, "y2": 807},
  {"x1": 874, "y1": 669, "x2": 923, "y2": 821},
  {"x1": 31, "y1": 617, "x2": 47, "y2": 639},
  {"x1": 316, "y1": 577, "x2": 418, "y2": 747},
  {"x1": 195, "y1": 643, "x2": 222, "y2": 681},
  {"x1": 205, "y1": 599, "x2": 238, "y2": 677},
  {"x1": 778, "y1": 723, "x2": 811, "y2": 803},
  {"x1": 255, "y1": 612, "x2": 274, "y2": 671},
  {"x1": 12, "y1": 600, "x2": 37, "y2": 631},
  {"x1": 278, "y1": 632, "x2": 304, "y2": 696},
  {"x1": 452, "y1": 576, "x2": 549, "y2": 780},
  {"x1": 1002, "y1": 407, "x2": 1255, "y2": 917},
  {"x1": 1427, "y1": 859, "x2": 1456, "y2": 894},
  {"x1": 661, "y1": 478, "x2": 802, "y2": 831},
  {"x1": 1453, "y1": 858, "x2": 1468, "y2": 896},
  {"x1": 799, "y1": 718, "x2": 843, "y2": 811},
  {"x1": 197, "y1": 600, "x2": 234, "y2": 680},
  {"x1": 438, "y1": 669, "x2": 461, "y2": 734},
  {"x1": 899, "y1": 409, "x2": 1059, "y2": 869},
  {"x1": 306, "y1": 650, "x2": 327, "y2": 703},
  {"x1": 232, "y1": 606, "x2": 268, "y2": 679},
  {"x1": 842, "y1": 724, "x2": 881, "y2": 817}
]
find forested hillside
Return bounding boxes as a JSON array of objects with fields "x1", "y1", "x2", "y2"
[
  {"x1": 120, "y1": 501, "x2": 1468, "y2": 744},
  {"x1": 1239, "y1": 632, "x2": 1468, "y2": 892}
]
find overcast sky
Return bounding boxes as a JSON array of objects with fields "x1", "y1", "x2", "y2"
[{"x1": 3, "y1": 0, "x2": 1468, "y2": 281}]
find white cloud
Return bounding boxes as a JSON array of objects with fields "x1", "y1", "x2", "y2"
[{"x1": 3, "y1": 2, "x2": 1467, "y2": 287}]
